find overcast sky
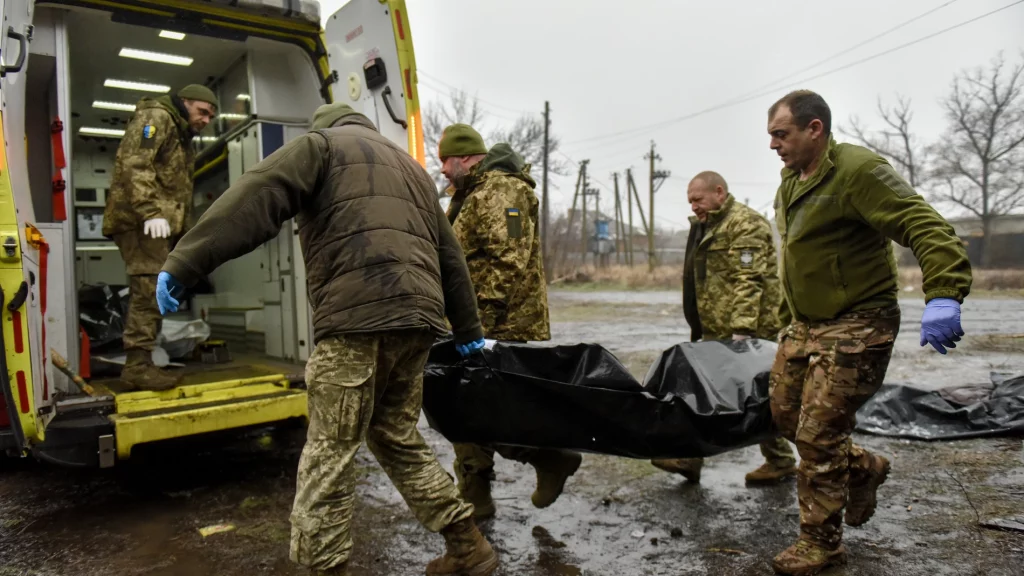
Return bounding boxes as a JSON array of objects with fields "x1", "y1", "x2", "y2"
[{"x1": 320, "y1": 0, "x2": 1024, "y2": 231}]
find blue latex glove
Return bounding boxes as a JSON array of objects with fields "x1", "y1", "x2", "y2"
[
  {"x1": 456, "y1": 338, "x2": 486, "y2": 357},
  {"x1": 156, "y1": 271, "x2": 184, "y2": 315},
  {"x1": 920, "y1": 298, "x2": 964, "y2": 354}
]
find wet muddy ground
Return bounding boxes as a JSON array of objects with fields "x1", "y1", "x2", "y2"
[{"x1": 2, "y1": 292, "x2": 1023, "y2": 576}]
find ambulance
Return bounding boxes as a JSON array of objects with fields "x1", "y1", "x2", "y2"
[{"x1": 0, "y1": 0, "x2": 425, "y2": 466}]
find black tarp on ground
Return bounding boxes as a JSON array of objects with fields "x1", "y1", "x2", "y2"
[
  {"x1": 854, "y1": 373, "x2": 1024, "y2": 440},
  {"x1": 422, "y1": 339, "x2": 779, "y2": 459}
]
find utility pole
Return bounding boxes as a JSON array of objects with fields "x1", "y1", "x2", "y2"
[
  {"x1": 555, "y1": 160, "x2": 586, "y2": 277},
  {"x1": 541, "y1": 101, "x2": 550, "y2": 270},
  {"x1": 583, "y1": 186, "x2": 600, "y2": 267},
  {"x1": 644, "y1": 141, "x2": 670, "y2": 272},
  {"x1": 581, "y1": 162, "x2": 589, "y2": 266},
  {"x1": 627, "y1": 170, "x2": 650, "y2": 244},
  {"x1": 626, "y1": 168, "x2": 634, "y2": 267}
]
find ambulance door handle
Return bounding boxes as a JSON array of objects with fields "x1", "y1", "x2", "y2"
[
  {"x1": 381, "y1": 86, "x2": 407, "y2": 129},
  {"x1": 1, "y1": 27, "x2": 27, "y2": 77}
]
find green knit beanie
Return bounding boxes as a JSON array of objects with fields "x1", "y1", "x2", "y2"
[
  {"x1": 311, "y1": 103, "x2": 360, "y2": 130},
  {"x1": 438, "y1": 124, "x2": 487, "y2": 159},
  {"x1": 177, "y1": 84, "x2": 219, "y2": 110}
]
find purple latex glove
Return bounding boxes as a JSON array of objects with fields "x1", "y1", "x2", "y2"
[{"x1": 919, "y1": 298, "x2": 964, "y2": 354}]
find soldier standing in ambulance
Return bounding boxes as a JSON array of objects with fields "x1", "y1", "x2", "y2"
[{"x1": 102, "y1": 84, "x2": 218, "y2": 391}]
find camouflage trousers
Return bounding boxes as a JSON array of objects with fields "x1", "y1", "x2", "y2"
[
  {"x1": 113, "y1": 231, "x2": 171, "y2": 355},
  {"x1": 290, "y1": 330, "x2": 472, "y2": 571},
  {"x1": 769, "y1": 305, "x2": 900, "y2": 549}
]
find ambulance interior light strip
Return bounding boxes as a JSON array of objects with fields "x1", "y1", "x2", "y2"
[
  {"x1": 79, "y1": 127, "x2": 126, "y2": 138},
  {"x1": 104, "y1": 79, "x2": 171, "y2": 93},
  {"x1": 119, "y1": 48, "x2": 193, "y2": 66},
  {"x1": 93, "y1": 101, "x2": 137, "y2": 112}
]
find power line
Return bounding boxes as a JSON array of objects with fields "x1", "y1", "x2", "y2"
[
  {"x1": 416, "y1": 77, "x2": 523, "y2": 122},
  {"x1": 724, "y1": 0, "x2": 962, "y2": 104},
  {"x1": 418, "y1": 69, "x2": 539, "y2": 117},
  {"x1": 562, "y1": 0, "x2": 1021, "y2": 147}
]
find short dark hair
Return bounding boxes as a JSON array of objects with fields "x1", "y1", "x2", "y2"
[{"x1": 769, "y1": 90, "x2": 831, "y2": 135}]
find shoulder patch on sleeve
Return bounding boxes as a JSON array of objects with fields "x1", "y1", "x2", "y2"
[
  {"x1": 505, "y1": 207, "x2": 522, "y2": 239},
  {"x1": 140, "y1": 124, "x2": 158, "y2": 149},
  {"x1": 739, "y1": 249, "x2": 754, "y2": 268},
  {"x1": 871, "y1": 163, "x2": 917, "y2": 198}
]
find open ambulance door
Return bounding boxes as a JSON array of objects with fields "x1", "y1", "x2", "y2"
[
  {"x1": 0, "y1": 0, "x2": 52, "y2": 455},
  {"x1": 323, "y1": 0, "x2": 425, "y2": 168}
]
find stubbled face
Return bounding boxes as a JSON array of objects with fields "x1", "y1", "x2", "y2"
[
  {"x1": 183, "y1": 99, "x2": 217, "y2": 133},
  {"x1": 441, "y1": 155, "x2": 474, "y2": 189},
  {"x1": 768, "y1": 104, "x2": 823, "y2": 173},
  {"x1": 687, "y1": 179, "x2": 727, "y2": 222}
]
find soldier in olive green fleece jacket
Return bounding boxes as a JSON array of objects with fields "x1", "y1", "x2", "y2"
[
  {"x1": 159, "y1": 104, "x2": 499, "y2": 576},
  {"x1": 765, "y1": 90, "x2": 971, "y2": 576}
]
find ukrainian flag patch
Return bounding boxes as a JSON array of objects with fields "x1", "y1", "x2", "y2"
[
  {"x1": 505, "y1": 207, "x2": 522, "y2": 238},
  {"x1": 143, "y1": 125, "x2": 157, "y2": 139}
]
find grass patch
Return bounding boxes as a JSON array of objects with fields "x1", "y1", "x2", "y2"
[
  {"x1": 550, "y1": 265, "x2": 681, "y2": 291},
  {"x1": 548, "y1": 266, "x2": 1024, "y2": 295}
]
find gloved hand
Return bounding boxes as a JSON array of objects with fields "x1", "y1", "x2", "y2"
[
  {"x1": 156, "y1": 271, "x2": 184, "y2": 315},
  {"x1": 456, "y1": 338, "x2": 486, "y2": 357},
  {"x1": 920, "y1": 298, "x2": 964, "y2": 354},
  {"x1": 144, "y1": 218, "x2": 171, "y2": 239}
]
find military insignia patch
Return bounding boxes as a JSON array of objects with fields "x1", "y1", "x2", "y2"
[
  {"x1": 140, "y1": 124, "x2": 158, "y2": 149},
  {"x1": 739, "y1": 250, "x2": 754, "y2": 268},
  {"x1": 505, "y1": 207, "x2": 522, "y2": 239}
]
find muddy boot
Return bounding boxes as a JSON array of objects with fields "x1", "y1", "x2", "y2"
[
  {"x1": 651, "y1": 458, "x2": 703, "y2": 483},
  {"x1": 530, "y1": 450, "x2": 582, "y2": 508},
  {"x1": 845, "y1": 454, "x2": 891, "y2": 526},
  {"x1": 772, "y1": 540, "x2": 847, "y2": 575},
  {"x1": 120, "y1": 350, "x2": 182, "y2": 392},
  {"x1": 425, "y1": 518, "x2": 499, "y2": 576},
  {"x1": 459, "y1": 473, "x2": 496, "y2": 520},
  {"x1": 745, "y1": 460, "x2": 797, "y2": 485}
]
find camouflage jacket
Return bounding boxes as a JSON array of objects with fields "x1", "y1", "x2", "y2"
[
  {"x1": 683, "y1": 194, "x2": 783, "y2": 341},
  {"x1": 163, "y1": 112, "x2": 484, "y2": 345},
  {"x1": 103, "y1": 96, "x2": 195, "y2": 237},
  {"x1": 447, "y1": 144, "x2": 551, "y2": 342}
]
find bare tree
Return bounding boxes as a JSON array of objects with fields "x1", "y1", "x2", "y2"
[
  {"x1": 930, "y1": 52, "x2": 1024, "y2": 267},
  {"x1": 841, "y1": 95, "x2": 926, "y2": 187},
  {"x1": 423, "y1": 88, "x2": 568, "y2": 195}
]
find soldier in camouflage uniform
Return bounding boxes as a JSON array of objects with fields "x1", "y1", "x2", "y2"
[
  {"x1": 650, "y1": 171, "x2": 797, "y2": 485},
  {"x1": 103, "y1": 84, "x2": 218, "y2": 391},
  {"x1": 766, "y1": 91, "x2": 971, "y2": 575},
  {"x1": 158, "y1": 104, "x2": 499, "y2": 576},
  {"x1": 439, "y1": 124, "x2": 581, "y2": 519}
]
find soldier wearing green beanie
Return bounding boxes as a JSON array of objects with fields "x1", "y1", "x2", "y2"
[{"x1": 439, "y1": 124, "x2": 576, "y2": 521}]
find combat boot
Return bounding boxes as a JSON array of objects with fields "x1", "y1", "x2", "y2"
[
  {"x1": 745, "y1": 460, "x2": 798, "y2": 485},
  {"x1": 846, "y1": 454, "x2": 891, "y2": 526},
  {"x1": 772, "y1": 540, "x2": 847, "y2": 575},
  {"x1": 459, "y1": 473, "x2": 496, "y2": 520},
  {"x1": 425, "y1": 518, "x2": 499, "y2": 576},
  {"x1": 530, "y1": 450, "x2": 582, "y2": 508},
  {"x1": 651, "y1": 458, "x2": 703, "y2": 483},
  {"x1": 120, "y1": 350, "x2": 182, "y2": 392}
]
